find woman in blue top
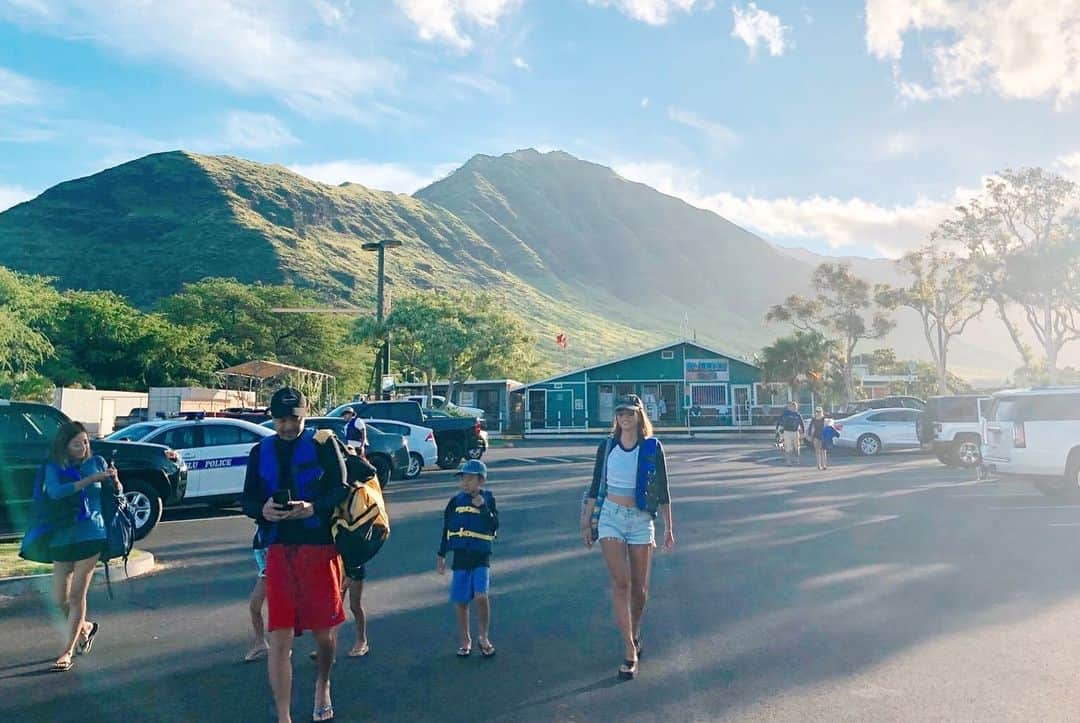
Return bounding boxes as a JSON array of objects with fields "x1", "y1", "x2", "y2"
[
  {"x1": 45, "y1": 421, "x2": 121, "y2": 672},
  {"x1": 581, "y1": 394, "x2": 674, "y2": 680}
]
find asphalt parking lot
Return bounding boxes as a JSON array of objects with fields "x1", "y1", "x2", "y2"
[{"x1": 5, "y1": 437, "x2": 1080, "y2": 721}]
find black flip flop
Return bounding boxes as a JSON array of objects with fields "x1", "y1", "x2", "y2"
[
  {"x1": 456, "y1": 646, "x2": 472, "y2": 657},
  {"x1": 77, "y1": 622, "x2": 99, "y2": 655},
  {"x1": 618, "y1": 659, "x2": 638, "y2": 680},
  {"x1": 478, "y1": 641, "x2": 496, "y2": 658}
]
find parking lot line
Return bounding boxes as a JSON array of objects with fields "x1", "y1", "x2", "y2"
[
  {"x1": 1049, "y1": 523, "x2": 1080, "y2": 527},
  {"x1": 989, "y1": 505, "x2": 1080, "y2": 511},
  {"x1": 685, "y1": 455, "x2": 717, "y2": 463}
]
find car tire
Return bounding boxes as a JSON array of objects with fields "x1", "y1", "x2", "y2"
[
  {"x1": 371, "y1": 455, "x2": 391, "y2": 489},
  {"x1": 405, "y1": 453, "x2": 424, "y2": 480},
  {"x1": 1063, "y1": 452, "x2": 1080, "y2": 498},
  {"x1": 857, "y1": 434, "x2": 882, "y2": 456},
  {"x1": 952, "y1": 439, "x2": 982, "y2": 468},
  {"x1": 935, "y1": 450, "x2": 957, "y2": 467},
  {"x1": 123, "y1": 479, "x2": 163, "y2": 541},
  {"x1": 437, "y1": 446, "x2": 464, "y2": 470}
]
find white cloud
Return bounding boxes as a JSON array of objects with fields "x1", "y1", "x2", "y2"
[
  {"x1": 667, "y1": 107, "x2": 738, "y2": 150},
  {"x1": 0, "y1": 1, "x2": 395, "y2": 122},
  {"x1": 641, "y1": 97, "x2": 651, "y2": 107},
  {"x1": 395, "y1": 0, "x2": 519, "y2": 50},
  {"x1": 0, "y1": 126, "x2": 56, "y2": 143},
  {"x1": 731, "y1": 2, "x2": 791, "y2": 57},
  {"x1": 586, "y1": 0, "x2": 700, "y2": 26},
  {"x1": 288, "y1": 159, "x2": 458, "y2": 194},
  {"x1": 614, "y1": 159, "x2": 962, "y2": 257},
  {"x1": 1055, "y1": 151, "x2": 1080, "y2": 181},
  {"x1": 866, "y1": 0, "x2": 1080, "y2": 107},
  {"x1": 512, "y1": 56, "x2": 530, "y2": 70},
  {"x1": 874, "y1": 130, "x2": 923, "y2": 159},
  {"x1": 0, "y1": 184, "x2": 34, "y2": 212},
  {"x1": 222, "y1": 112, "x2": 299, "y2": 150},
  {"x1": 0, "y1": 66, "x2": 41, "y2": 106}
]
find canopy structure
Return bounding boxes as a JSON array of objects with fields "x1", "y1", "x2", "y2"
[{"x1": 215, "y1": 360, "x2": 336, "y2": 413}]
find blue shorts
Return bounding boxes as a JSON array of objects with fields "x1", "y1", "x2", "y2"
[
  {"x1": 597, "y1": 500, "x2": 655, "y2": 546},
  {"x1": 450, "y1": 567, "x2": 490, "y2": 604},
  {"x1": 254, "y1": 548, "x2": 268, "y2": 578}
]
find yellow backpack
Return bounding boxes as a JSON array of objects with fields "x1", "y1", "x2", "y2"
[{"x1": 314, "y1": 430, "x2": 390, "y2": 568}]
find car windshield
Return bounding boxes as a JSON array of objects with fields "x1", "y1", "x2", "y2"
[{"x1": 106, "y1": 422, "x2": 160, "y2": 440}]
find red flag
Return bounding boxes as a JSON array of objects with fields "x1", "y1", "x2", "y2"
[{"x1": 556, "y1": 333, "x2": 567, "y2": 349}]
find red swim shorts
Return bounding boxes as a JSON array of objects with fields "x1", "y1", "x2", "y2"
[{"x1": 265, "y1": 543, "x2": 345, "y2": 635}]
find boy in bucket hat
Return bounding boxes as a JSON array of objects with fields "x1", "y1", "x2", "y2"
[
  {"x1": 437, "y1": 459, "x2": 499, "y2": 658},
  {"x1": 241, "y1": 387, "x2": 350, "y2": 723}
]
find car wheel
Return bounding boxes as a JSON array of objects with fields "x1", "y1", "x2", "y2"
[
  {"x1": 405, "y1": 453, "x2": 424, "y2": 480},
  {"x1": 466, "y1": 445, "x2": 485, "y2": 460},
  {"x1": 437, "y1": 446, "x2": 464, "y2": 470},
  {"x1": 1063, "y1": 453, "x2": 1080, "y2": 498},
  {"x1": 857, "y1": 434, "x2": 882, "y2": 456},
  {"x1": 371, "y1": 455, "x2": 391, "y2": 489},
  {"x1": 123, "y1": 480, "x2": 163, "y2": 541},
  {"x1": 953, "y1": 440, "x2": 982, "y2": 468},
  {"x1": 935, "y1": 450, "x2": 957, "y2": 467}
]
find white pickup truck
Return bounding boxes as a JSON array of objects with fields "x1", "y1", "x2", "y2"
[{"x1": 405, "y1": 394, "x2": 485, "y2": 419}]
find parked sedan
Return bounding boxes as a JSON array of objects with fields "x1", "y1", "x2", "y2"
[
  {"x1": 834, "y1": 408, "x2": 923, "y2": 456},
  {"x1": 365, "y1": 418, "x2": 438, "y2": 479}
]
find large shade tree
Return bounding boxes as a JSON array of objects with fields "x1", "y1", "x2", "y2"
[{"x1": 766, "y1": 263, "x2": 895, "y2": 404}]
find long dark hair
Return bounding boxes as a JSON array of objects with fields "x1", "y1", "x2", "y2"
[{"x1": 50, "y1": 421, "x2": 89, "y2": 466}]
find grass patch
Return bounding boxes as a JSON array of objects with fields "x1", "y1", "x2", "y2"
[{"x1": 0, "y1": 543, "x2": 150, "y2": 579}]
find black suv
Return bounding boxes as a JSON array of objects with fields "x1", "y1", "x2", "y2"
[{"x1": 0, "y1": 400, "x2": 187, "y2": 540}]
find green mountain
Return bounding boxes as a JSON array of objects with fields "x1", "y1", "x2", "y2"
[{"x1": 0, "y1": 151, "x2": 658, "y2": 371}]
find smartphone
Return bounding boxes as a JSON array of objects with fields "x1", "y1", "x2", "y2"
[{"x1": 271, "y1": 489, "x2": 292, "y2": 509}]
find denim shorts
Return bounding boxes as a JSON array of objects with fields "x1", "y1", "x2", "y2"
[
  {"x1": 450, "y1": 567, "x2": 490, "y2": 604},
  {"x1": 597, "y1": 500, "x2": 655, "y2": 546}
]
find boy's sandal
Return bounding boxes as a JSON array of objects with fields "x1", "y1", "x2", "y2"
[
  {"x1": 618, "y1": 659, "x2": 638, "y2": 679},
  {"x1": 347, "y1": 642, "x2": 370, "y2": 658},
  {"x1": 243, "y1": 647, "x2": 268, "y2": 663},
  {"x1": 478, "y1": 641, "x2": 496, "y2": 658},
  {"x1": 77, "y1": 621, "x2": 99, "y2": 655},
  {"x1": 51, "y1": 657, "x2": 74, "y2": 672},
  {"x1": 312, "y1": 704, "x2": 334, "y2": 722},
  {"x1": 456, "y1": 646, "x2": 472, "y2": 657}
]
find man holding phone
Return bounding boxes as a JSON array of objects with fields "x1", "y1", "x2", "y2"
[{"x1": 241, "y1": 387, "x2": 349, "y2": 723}]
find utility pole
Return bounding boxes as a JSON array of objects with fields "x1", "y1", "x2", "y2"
[{"x1": 362, "y1": 238, "x2": 402, "y2": 399}]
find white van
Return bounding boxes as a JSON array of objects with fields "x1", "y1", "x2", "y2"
[{"x1": 983, "y1": 387, "x2": 1080, "y2": 494}]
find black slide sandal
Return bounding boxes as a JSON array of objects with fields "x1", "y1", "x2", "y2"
[{"x1": 618, "y1": 659, "x2": 638, "y2": 679}]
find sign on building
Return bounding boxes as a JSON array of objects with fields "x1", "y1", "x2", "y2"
[{"x1": 684, "y1": 358, "x2": 730, "y2": 382}]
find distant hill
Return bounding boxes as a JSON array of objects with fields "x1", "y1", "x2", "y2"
[{"x1": 0, "y1": 148, "x2": 1055, "y2": 381}]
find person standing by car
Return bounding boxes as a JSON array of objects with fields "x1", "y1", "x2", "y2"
[
  {"x1": 241, "y1": 388, "x2": 350, "y2": 723},
  {"x1": 42, "y1": 422, "x2": 121, "y2": 672},
  {"x1": 808, "y1": 407, "x2": 827, "y2": 471},
  {"x1": 580, "y1": 394, "x2": 674, "y2": 680},
  {"x1": 779, "y1": 401, "x2": 805, "y2": 466},
  {"x1": 342, "y1": 407, "x2": 366, "y2": 446}
]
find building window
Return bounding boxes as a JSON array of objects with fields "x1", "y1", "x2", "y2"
[
  {"x1": 661, "y1": 350, "x2": 674, "y2": 360},
  {"x1": 690, "y1": 384, "x2": 728, "y2": 407}
]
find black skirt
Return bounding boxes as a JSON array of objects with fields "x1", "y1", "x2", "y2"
[{"x1": 51, "y1": 539, "x2": 105, "y2": 562}]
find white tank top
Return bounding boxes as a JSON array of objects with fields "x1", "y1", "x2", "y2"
[{"x1": 605, "y1": 442, "x2": 639, "y2": 496}]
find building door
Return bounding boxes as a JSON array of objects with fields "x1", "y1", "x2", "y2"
[
  {"x1": 659, "y1": 384, "x2": 678, "y2": 423},
  {"x1": 547, "y1": 390, "x2": 574, "y2": 429},
  {"x1": 528, "y1": 390, "x2": 546, "y2": 430},
  {"x1": 475, "y1": 389, "x2": 501, "y2": 430},
  {"x1": 732, "y1": 385, "x2": 752, "y2": 425},
  {"x1": 598, "y1": 384, "x2": 614, "y2": 423}
]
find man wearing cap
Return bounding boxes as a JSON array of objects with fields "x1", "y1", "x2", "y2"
[
  {"x1": 341, "y1": 407, "x2": 366, "y2": 447},
  {"x1": 241, "y1": 387, "x2": 349, "y2": 723}
]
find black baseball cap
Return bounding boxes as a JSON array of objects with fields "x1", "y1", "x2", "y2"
[
  {"x1": 614, "y1": 394, "x2": 644, "y2": 412},
  {"x1": 269, "y1": 387, "x2": 307, "y2": 419}
]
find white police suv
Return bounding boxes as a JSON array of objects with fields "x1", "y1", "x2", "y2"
[{"x1": 108, "y1": 415, "x2": 272, "y2": 504}]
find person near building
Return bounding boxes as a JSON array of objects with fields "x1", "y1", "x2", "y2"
[
  {"x1": 437, "y1": 459, "x2": 499, "y2": 658},
  {"x1": 241, "y1": 387, "x2": 350, "y2": 723},
  {"x1": 581, "y1": 394, "x2": 675, "y2": 680},
  {"x1": 779, "y1": 401, "x2": 805, "y2": 466}
]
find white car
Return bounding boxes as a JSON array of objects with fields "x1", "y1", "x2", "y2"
[
  {"x1": 365, "y1": 418, "x2": 438, "y2": 479},
  {"x1": 108, "y1": 417, "x2": 272, "y2": 503},
  {"x1": 834, "y1": 407, "x2": 923, "y2": 456},
  {"x1": 983, "y1": 387, "x2": 1080, "y2": 494},
  {"x1": 405, "y1": 394, "x2": 485, "y2": 419}
]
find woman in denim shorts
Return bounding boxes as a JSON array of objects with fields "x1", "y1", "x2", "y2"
[{"x1": 581, "y1": 394, "x2": 674, "y2": 680}]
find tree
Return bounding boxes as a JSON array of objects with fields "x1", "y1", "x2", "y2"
[
  {"x1": 354, "y1": 291, "x2": 536, "y2": 402},
  {"x1": 0, "y1": 267, "x2": 59, "y2": 375},
  {"x1": 876, "y1": 243, "x2": 985, "y2": 395},
  {"x1": 947, "y1": 167, "x2": 1080, "y2": 383},
  {"x1": 758, "y1": 331, "x2": 834, "y2": 399},
  {"x1": 766, "y1": 263, "x2": 895, "y2": 404}
]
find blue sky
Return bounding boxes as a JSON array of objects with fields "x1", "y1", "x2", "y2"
[{"x1": 2, "y1": 0, "x2": 1079, "y2": 258}]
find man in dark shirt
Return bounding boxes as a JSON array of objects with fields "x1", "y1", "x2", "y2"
[
  {"x1": 241, "y1": 388, "x2": 348, "y2": 723},
  {"x1": 779, "y1": 401, "x2": 805, "y2": 466}
]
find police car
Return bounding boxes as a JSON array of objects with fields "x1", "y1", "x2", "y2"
[{"x1": 107, "y1": 415, "x2": 272, "y2": 504}]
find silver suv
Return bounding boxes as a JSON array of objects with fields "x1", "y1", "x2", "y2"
[
  {"x1": 983, "y1": 387, "x2": 1080, "y2": 495},
  {"x1": 919, "y1": 395, "x2": 992, "y2": 468}
]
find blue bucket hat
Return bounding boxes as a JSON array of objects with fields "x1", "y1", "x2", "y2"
[{"x1": 455, "y1": 459, "x2": 487, "y2": 478}]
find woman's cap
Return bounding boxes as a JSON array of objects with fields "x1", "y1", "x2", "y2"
[
  {"x1": 614, "y1": 394, "x2": 644, "y2": 412},
  {"x1": 270, "y1": 387, "x2": 307, "y2": 419}
]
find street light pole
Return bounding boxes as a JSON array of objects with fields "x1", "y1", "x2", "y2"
[{"x1": 362, "y1": 238, "x2": 402, "y2": 399}]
